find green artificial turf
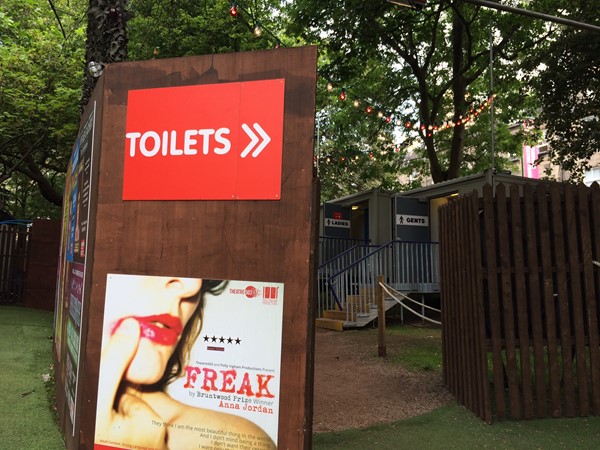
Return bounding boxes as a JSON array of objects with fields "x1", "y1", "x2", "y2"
[
  {"x1": 313, "y1": 403, "x2": 600, "y2": 450},
  {"x1": 4, "y1": 307, "x2": 600, "y2": 450},
  {"x1": 0, "y1": 306, "x2": 65, "y2": 450}
]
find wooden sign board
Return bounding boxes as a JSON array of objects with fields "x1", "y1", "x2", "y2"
[{"x1": 53, "y1": 46, "x2": 318, "y2": 450}]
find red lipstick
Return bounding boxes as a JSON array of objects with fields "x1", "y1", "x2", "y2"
[{"x1": 112, "y1": 314, "x2": 183, "y2": 345}]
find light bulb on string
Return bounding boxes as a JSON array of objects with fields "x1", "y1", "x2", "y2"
[
  {"x1": 253, "y1": 22, "x2": 263, "y2": 37},
  {"x1": 319, "y1": 68, "x2": 496, "y2": 135},
  {"x1": 229, "y1": 2, "x2": 238, "y2": 17}
]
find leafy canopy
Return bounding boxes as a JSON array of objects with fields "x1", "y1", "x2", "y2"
[{"x1": 0, "y1": 0, "x2": 86, "y2": 218}]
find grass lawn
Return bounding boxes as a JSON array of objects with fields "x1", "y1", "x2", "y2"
[
  {"x1": 314, "y1": 323, "x2": 600, "y2": 450},
  {"x1": 3, "y1": 307, "x2": 600, "y2": 450},
  {"x1": 313, "y1": 402, "x2": 600, "y2": 449},
  {"x1": 0, "y1": 306, "x2": 64, "y2": 450}
]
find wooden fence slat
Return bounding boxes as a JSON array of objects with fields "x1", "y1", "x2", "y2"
[
  {"x1": 483, "y1": 183, "x2": 506, "y2": 419},
  {"x1": 0, "y1": 225, "x2": 31, "y2": 305},
  {"x1": 0, "y1": 228, "x2": 14, "y2": 300},
  {"x1": 564, "y1": 183, "x2": 590, "y2": 415},
  {"x1": 523, "y1": 184, "x2": 548, "y2": 417},
  {"x1": 441, "y1": 201, "x2": 458, "y2": 395},
  {"x1": 439, "y1": 205, "x2": 451, "y2": 388},
  {"x1": 497, "y1": 184, "x2": 522, "y2": 418},
  {"x1": 462, "y1": 194, "x2": 477, "y2": 415},
  {"x1": 450, "y1": 201, "x2": 461, "y2": 397},
  {"x1": 456, "y1": 195, "x2": 470, "y2": 408},
  {"x1": 510, "y1": 184, "x2": 534, "y2": 418},
  {"x1": 582, "y1": 183, "x2": 600, "y2": 413},
  {"x1": 470, "y1": 192, "x2": 491, "y2": 422},
  {"x1": 537, "y1": 184, "x2": 562, "y2": 416},
  {"x1": 550, "y1": 183, "x2": 576, "y2": 416}
]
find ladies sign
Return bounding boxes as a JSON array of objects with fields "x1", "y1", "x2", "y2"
[{"x1": 122, "y1": 79, "x2": 285, "y2": 200}]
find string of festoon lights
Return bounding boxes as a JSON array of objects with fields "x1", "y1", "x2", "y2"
[
  {"x1": 228, "y1": 1, "x2": 496, "y2": 138},
  {"x1": 228, "y1": 1, "x2": 283, "y2": 47},
  {"x1": 325, "y1": 80, "x2": 497, "y2": 137}
]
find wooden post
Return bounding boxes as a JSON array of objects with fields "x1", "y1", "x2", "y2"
[{"x1": 377, "y1": 274, "x2": 386, "y2": 357}]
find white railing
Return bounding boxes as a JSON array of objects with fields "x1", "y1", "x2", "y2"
[
  {"x1": 318, "y1": 240, "x2": 440, "y2": 323},
  {"x1": 317, "y1": 240, "x2": 376, "y2": 316}
]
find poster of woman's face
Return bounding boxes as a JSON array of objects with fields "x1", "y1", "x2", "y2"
[{"x1": 95, "y1": 274, "x2": 283, "y2": 450}]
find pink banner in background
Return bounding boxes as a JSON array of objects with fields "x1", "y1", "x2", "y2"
[{"x1": 523, "y1": 145, "x2": 540, "y2": 179}]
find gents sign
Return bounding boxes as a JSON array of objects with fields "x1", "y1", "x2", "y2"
[
  {"x1": 122, "y1": 79, "x2": 285, "y2": 200},
  {"x1": 396, "y1": 214, "x2": 429, "y2": 227}
]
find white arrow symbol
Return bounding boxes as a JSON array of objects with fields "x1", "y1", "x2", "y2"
[{"x1": 240, "y1": 123, "x2": 271, "y2": 158}]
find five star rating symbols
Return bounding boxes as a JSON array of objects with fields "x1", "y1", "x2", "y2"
[{"x1": 204, "y1": 335, "x2": 242, "y2": 345}]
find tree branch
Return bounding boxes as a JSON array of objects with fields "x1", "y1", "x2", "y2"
[{"x1": 47, "y1": 0, "x2": 67, "y2": 39}]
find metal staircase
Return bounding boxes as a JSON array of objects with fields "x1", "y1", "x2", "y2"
[{"x1": 316, "y1": 239, "x2": 440, "y2": 330}]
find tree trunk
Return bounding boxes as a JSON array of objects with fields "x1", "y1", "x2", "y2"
[
  {"x1": 81, "y1": 0, "x2": 129, "y2": 111},
  {"x1": 438, "y1": 0, "x2": 468, "y2": 182}
]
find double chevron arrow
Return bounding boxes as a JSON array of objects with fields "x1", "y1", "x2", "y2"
[{"x1": 240, "y1": 123, "x2": 271, "y2": 158}]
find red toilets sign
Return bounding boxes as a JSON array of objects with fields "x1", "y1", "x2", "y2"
[{"x1": 122, "y1": 79, "x2": 285, "y2": 200}]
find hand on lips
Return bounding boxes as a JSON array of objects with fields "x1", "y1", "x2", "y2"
[
  {"x1": 96, "y1": 318, "x2": 168, "y2": 449},
  {"x1": 111, "y1": 314, "x2": 184, "y2": 346}
]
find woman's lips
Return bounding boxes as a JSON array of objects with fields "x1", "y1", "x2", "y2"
[{"x1": 112, "y1": 315, "x2": 183, "y2": 345}]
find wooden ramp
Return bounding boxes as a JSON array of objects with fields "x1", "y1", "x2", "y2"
[{"x1": 316, "y1": 297, "x2": 397, "y2": 331}]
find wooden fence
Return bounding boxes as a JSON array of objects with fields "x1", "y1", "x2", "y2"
[
  {"x1": 0, "y1": 223, "x2": 30, "y2": 304},
  {"x1": 440, "y1": 182, "x2": 600, "y2": 423}
]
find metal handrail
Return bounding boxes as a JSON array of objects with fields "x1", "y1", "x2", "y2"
[
  {"x1": 325, "y1": 240, "x2": 440, "y2": 323},
  {"x1": 318, "y1": 236, "x2": 370, "y2": 268},
  {"x1": 317, "y1": 242, "x2": 376, "y2": 313}
]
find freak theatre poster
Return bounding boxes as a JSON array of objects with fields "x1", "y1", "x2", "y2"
[{"x1": 94, "y1": 274, "x2": 284, "y2": 450}]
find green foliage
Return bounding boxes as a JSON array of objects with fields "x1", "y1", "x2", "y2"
[
  {"x1": 127, "y1": 0, "x2": 284, "y2": 60},
  {"x1": 316, "y1": 76, "x2": 406, "y2": 201},
  {"x1": 6, "y1": 0, "x2": 595, "y2": 216},
  {"x1": 288, "y1": 0, "x2": 553, "y2": 190},
  {"x1": 0, "y1": 0, "x2": 86, "y2": 217},
  {"x1": 523, "y1": 0, "x2": 600, "y2": 181}
]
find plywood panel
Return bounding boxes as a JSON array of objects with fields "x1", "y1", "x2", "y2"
[{"x1": 60, "y1": 47, "x2": 318, "y2": 450}]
